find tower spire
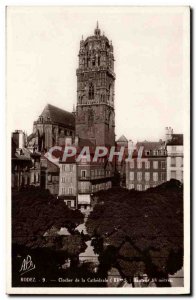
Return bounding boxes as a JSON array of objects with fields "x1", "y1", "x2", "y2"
[
  {"x1": 76, "y1": 25, "x2": 115, "y2": 147},
  {"x1": 94, "y1": 21, "x2": 100, "y2": 36}
]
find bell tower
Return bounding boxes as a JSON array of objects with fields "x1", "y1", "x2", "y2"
[{"x1": 75, "y1": 22, "x2": 115, "y2": 147}]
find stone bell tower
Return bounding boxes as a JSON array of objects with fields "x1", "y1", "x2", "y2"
[{"x1": 75, "y1": 22, "x2": 115, "y2": 147}]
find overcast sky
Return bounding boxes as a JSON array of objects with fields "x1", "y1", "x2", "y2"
[{"x1": 7, "y1": 6, "x2": 189, "y2": 142}]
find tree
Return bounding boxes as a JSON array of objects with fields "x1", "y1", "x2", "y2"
[
  {"x1": 86, "y1": 180, "x2": 183, "y2": 286},
  {"x1": 12, "y1": 187, "x2": 86, "y2": 286},
  {"x1": 12, "y1": 187, "x2": 84, "y2": 248}
]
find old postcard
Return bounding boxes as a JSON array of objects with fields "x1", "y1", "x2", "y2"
[{"x1": 6, "y1": 6, "x2": 190, "y2": 295}]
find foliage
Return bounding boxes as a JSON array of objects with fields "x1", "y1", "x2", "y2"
[
  {"x1": 12, "y1": 187, "x2": 84, "y2": 248},
  {"x1": 86, "y1": 180, "x2": 183, "y2": 284}
]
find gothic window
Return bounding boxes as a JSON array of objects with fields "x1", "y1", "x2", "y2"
[
  {"x1": 109, "y1": 84, "x2": 113, "y2": 102},
  {"x1": 108, "y1": 111, "x2": 114, "y2": 127},
  {"x1": 92, "y1": 57, "x2": 96, "y2": 66},
  {"x1": 98, "y1": 56, "x2": 100, "y2": 66},
  {"x1": 89, "y1": 83, "x2": 94, "y2": 100}
]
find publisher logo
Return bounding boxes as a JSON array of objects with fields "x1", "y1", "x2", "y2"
[{"x1": 19, "y1": 255, "x2": 35, "y2": 275}]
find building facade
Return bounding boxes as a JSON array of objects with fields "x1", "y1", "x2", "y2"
[
  {"x1": 59, "y1": 158, "x2": 77, "y2": 209},
  {"x1": 166, "y1": 133, "x2": 183, "y2": 182},
  {"x1": 12, "y1": 130, "x2": 32, "y2": 189},
  {"x1": 12, "y1": 129, "x2": 60, "y2": 194},
  {"x1": 40, "y1": 156, "x2": 59, "y2": 195},
  {"x1": 116, "y1": 135, "x2": 129, "y2": 186},
  {"x1": 126, "y1": 141, "x2": 167, "y2": 191},
  {"x1": 77, "y1": 156, "x2": 113, "y2": 209},
  {"x1": 58, "y1": 137, "x2": 113, "y2": 210}
]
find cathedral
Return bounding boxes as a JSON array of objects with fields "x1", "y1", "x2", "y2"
[
  {"x1": 11, "y1": 22, "x2": 184, "y2": 208},
  {"x1": 27, "y1": 22, "x2": 116, "y2": 152},
  {"x1": 27, "y1": 104, "x2": 75, "y2": 152},
  {"x1": 12, "y1": 23, "x2": 116, "y2": 208},
  {"x1": 76, "y1": 22, "x2": 115, "y2": 147}
]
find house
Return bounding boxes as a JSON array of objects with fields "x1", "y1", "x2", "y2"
[
  {"x1": 58, "y1": 137, "x2": 113, "y2": 210},
  {"x1": 166, "y1": 132, "x2": 183, "y2": 182},
  {"x1": 116, "y1": 135, "x2": 129, "y2": 187},
  {"x1": 59, "y1": 156, "x2": 77, "y2": 209},
  {"x1": 40, "y1": 155, "x2": 59, "y2": 195},
  {"x1": 12, "y1": 130, "x2": 32, "y2": 189},
  {"x1": 126, "y1": 140, "x2": 167, "y2": 191}
]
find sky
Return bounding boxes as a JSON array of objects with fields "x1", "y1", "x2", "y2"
[{"x1": 7, "y1": 6, "x2": 189, "y2": 142}]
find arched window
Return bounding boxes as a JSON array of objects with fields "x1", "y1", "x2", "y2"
[
  {"x1": 109, "y1": 84, "x2": 113, "y2": 102},
  {"x1": 89, "y1": 83, "x2": 94, "y2": 100},
  {"x1": 92, "y1": 56, "x2": 96, "y2": 66}
]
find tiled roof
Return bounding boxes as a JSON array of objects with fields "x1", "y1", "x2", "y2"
[
  {"x1": 136, "y1": 141, "x2": 164, "y2": 151},
  {"x1": 167, "y1": 134, "x2": 183, "y2": 146},
  {"x1": 13, "y1": 148, "x2": 32, "y2": 161},
  {"x1": 38, "y1": 104, "x2": 75, "y2": 129},
  {"x1": 116, "y1": 135, "x2": 128, "y2": 143},
  {"x1": 41, "y1": 154, "x2": 59, "y2": 172},
  {"x1": 132, "y1": 141, "x2": 166, "y2": 158}
]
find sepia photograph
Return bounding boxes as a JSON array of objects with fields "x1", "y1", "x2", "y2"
[{"x1": 6, "y1": 6, "x2": 190, "y2": 295}]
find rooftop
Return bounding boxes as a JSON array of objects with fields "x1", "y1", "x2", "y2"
[
  {"x1": 167, "y1": 134, "x2": 183, "y2": 146},
  {"x1": 136, "y1": 141, "x2": 165, "y2": 151},
  {"x1": 116, "y1": 135, "x2": 128, "y2": 143},
  {"x1": 36, "y1": 104, "x2": 75, "y2": 129}
]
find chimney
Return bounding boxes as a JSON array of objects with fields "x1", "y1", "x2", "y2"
[
  {"x1": 165, "y1": 127, "x2": 173, "y2": 142},
  {"x1": 12, "y1": 130, "x2": 25, "y2": 149},
  {"x1": 128, "y1": 140, "x2": 134, "y2": 152}
]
